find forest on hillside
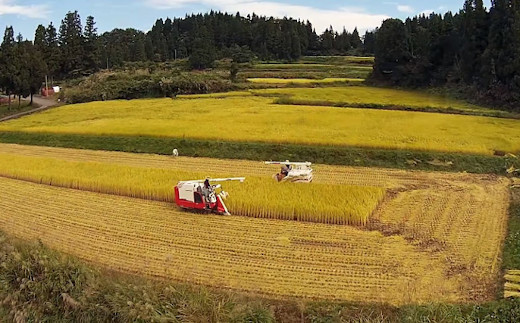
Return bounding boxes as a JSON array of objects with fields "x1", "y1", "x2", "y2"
[
  {"x1": 373, "y1": 0, "x2": 520, "y2": 110},
  {"x1": 1, "y1": 11, "x2": 368, "y2": 77}
]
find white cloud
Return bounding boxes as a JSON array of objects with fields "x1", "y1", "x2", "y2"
[
  {"x1": 418, "y1": 9, "x2": 434, "y2": 16},
  {"x1": 145, "y1": 0, "x2": 389, "y2": 33},
  {"x1": 0, "y1": 0, "x2": 50, "y2": 19},
  {"x1": 146, "y1": 0, "x2": 201, "y2": 9},
  {"x1": 397, "y1": 5, "x2": 414, "y2": 13}
]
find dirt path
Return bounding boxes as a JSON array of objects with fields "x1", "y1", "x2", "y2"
[{"x1": 0, "y1": 96, "x2": 57, "y2": 122}]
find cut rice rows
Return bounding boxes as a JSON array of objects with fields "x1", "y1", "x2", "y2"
[{"x1": 0, "y1": 177, "x2": 500, "y2": 304}]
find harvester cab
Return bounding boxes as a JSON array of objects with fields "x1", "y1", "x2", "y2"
[
  {"x1": 265, "y1": 161, "x2": 313, "y2": 183},
  {"x1": 174, "y1": 177, "x2": 245, "y2": 215}
]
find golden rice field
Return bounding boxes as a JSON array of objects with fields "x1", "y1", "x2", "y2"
[
  {"x1": 0, "y1": 144, "x2": 511, "y2": 304},
  {"x1": 252, "y1": 86, "x2": 492, "y2": 113},
  {"x1": 1, "y1": 95, "x2": 520, "y2": 155},
  {"x1": 247, "y1": 78, "x2": 365, "y2": 84},
  {"x1": 0, "y1": 151, "x2": 384, "y2": 225}
]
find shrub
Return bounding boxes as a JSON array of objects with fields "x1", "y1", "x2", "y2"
[{"x1": 63, "y1": 71, "x2": 233, "y2": 104}]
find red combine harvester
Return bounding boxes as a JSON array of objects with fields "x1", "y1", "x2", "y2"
[{"x1": 174, "y1": 177, "x2": 245, "y2": 215}]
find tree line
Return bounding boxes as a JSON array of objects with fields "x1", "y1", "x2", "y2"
[
  {"x1": 0, "y1": 27, "x2": 46, "y2": 109},
  {"x1": 102, "y1": 11, "x2": 369, "y2": 66},
  {"x1": 0, "y1": 10, "x2": 375, "y2": 107},
  {"x1": 372, "y1": 0, "x2": 520, "y2": 110},
  {"x1": 1, "y1": 10, "x2": 371, "y2": 77}
]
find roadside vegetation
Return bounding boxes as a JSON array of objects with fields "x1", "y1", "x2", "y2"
[
  {"x1": 0, "y1": 231, "x2": 279, "y2": 322},
  {"x1": 0, "y1": 101, "x2": 37, "y2": 119}
]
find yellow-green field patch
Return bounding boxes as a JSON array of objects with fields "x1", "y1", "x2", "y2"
[
  {"x1": 1, "y1": 96, "x2": 519, "y2": 155},
  {"x1": 252, "y1": 86, "x2": 493, "y2": 113}
]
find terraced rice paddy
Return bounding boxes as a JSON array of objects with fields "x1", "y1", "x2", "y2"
[
  {"x1": 298, "y1": 56, "x2": 375, "y2": 65},
  {"x1": 1, "y1": 95, "x2": 519, "y2": 155},
  {"x1": 243, "y1": 61, "x2": 373, "y2": 80},
  {"x1": 0, "y1": 144, "x2": 511, "y2": 304},
  {"x1": 252, "y1": 63, "x2": 361, "y2": 70},
  {"x1": 247, "y1": 78, "x2": 365, "y2": 84},
  {"x1": 252, "y1": 86, "x2": 490, "y2": 113}
]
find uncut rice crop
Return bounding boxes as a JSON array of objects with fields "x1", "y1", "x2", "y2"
[
  {"x1": 1, "y1": 95, "x2": 519, "y2": 155},
  {"x1": 0, "y1": 153, "x2": 384, "y2": 225},
  {"x1": 226, "y1": 178, "x2": 384, "y2": 225},
  {"x1": 252, "y1": 86, "x2": 491, "y2": 113}
]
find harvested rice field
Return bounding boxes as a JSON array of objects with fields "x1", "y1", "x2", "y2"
[{"x1": 0, "y1": 144, "x2": 512, "y2": 304}]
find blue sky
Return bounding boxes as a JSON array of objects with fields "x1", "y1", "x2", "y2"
[{"x1": 0, "y1": 0, "x2": 492, "y2": 40}]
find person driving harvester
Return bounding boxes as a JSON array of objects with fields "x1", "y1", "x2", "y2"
[
  {"x1": 202, "y1": 177, "x2": 213, "y2": 207},
  {"x1": 276, "y1": 160, "x2": 292, "y2": 182},
  {"x1": 281, "y1": 165, "x2": 290, "y2": 177}
]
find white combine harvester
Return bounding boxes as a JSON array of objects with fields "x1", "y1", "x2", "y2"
[{"x1": 265, "y1": 161, "x2": 313, "y2": 183}]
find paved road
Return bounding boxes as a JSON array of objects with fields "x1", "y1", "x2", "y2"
[{"x1": 0, "y1": 95, "x2": 57, "y2": 122}]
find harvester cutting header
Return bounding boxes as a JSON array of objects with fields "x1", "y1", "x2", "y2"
[
  {"x1": 174, "y1": 177, "x2": 245, "y2": 215},
  {"x1": 265, "y1": 161, "x2": 313, "y2": 183}
]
